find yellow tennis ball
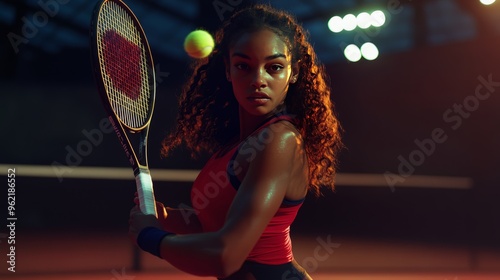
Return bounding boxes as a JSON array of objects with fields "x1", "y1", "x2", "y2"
[{"x1": 184, "y1": 30, "x2": 215, "y2": 59}]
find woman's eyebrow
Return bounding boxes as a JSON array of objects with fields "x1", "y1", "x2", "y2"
[
  {"x1": 265, "y1": 53, "x2": 287, "y2": 60},
  {"x1": 231, "y1": 52, "x2": 287, "y2": 60}
]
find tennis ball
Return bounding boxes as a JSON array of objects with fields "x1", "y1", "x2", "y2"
[{"x1": 184, "y1": 30, "x2": 215, "y2": 59}]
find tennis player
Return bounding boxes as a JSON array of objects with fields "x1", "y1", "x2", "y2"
[{"x1": 129, "y1": 4, "x2": 342, "y2": 279}]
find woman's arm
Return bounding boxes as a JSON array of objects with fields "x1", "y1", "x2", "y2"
[{"x1": 130, "y1": 124, "x2": 307, "y2": 277}]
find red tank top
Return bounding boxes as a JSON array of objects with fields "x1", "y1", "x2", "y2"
[{"x1": 191, "y1": 114, "x2": 304, "y2": 265}]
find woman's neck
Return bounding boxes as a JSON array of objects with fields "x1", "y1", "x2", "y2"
[
  {"x1": 238, "y1": 108, "x2": 268, "y2": 141},
  {"x1": 238, "y1": 105, "x2": 285, "y2": 141}
]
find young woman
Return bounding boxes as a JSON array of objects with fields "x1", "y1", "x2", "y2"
[{"x1": 129, "y1": 4, "x2": 342, "y2": 279}]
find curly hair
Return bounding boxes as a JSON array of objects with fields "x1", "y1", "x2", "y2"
[{"x1": 162, "y1": 4, "x2": 343, "y2": 195}]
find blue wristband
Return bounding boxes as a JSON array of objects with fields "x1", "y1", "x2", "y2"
[{"x1": 137, "y1": 227, "x2": 173, "y2": 258}]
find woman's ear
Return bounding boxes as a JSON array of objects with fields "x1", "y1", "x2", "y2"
[{"x1": 290, "y1": 63, "x2": 299, "y2": 84}]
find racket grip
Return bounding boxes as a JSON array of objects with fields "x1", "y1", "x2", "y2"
[{"x1": 135, "y1": 169, "x2": 158, "y2": 218}]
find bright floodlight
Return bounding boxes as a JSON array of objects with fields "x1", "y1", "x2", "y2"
[
  {"x1": 480, "y1": 0, "x2": 495, "y2": 5},
  {"x1": 371, "y1": 10, "x2": 386, "y2": 27},
  {"x1": 342, "y1": 14, "x2": 357, "y2": 31},
  {"x1": 356, "y1": 12, "x2": 371, "y2": 29},
  {"x1": 360, "y1": 42, "x2": 379, "y2": 60},
  {"x1": 328, "y1": 16, "x2": 344, "y2": 33},
  {"x1": 344, "y1": 44, "x2": 362, "y2": 62}
]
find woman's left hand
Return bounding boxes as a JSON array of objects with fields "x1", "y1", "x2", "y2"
[{"x1": 128, "y1": 198, "x2": 163, "y2": 244}]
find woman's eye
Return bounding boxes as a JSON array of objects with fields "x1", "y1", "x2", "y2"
[
  {"x1": 269, "y1": 64, "x2": 284, "y2": 72},
  {"x1": 235, "y1": 63, "x2": 248, "y2": 70}
]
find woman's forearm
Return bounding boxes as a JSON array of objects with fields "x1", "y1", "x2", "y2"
[{"x1": 160, "y1": 231, "x2": 238, "y2": 277}]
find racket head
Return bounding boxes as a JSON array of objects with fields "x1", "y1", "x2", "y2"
[{"x1": 90, "y1": 0, "x2": 156, "y2": 132}]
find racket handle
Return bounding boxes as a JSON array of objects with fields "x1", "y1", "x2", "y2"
[{"x1": 135, "y1": 168, "x2": 158, "y2": 218}]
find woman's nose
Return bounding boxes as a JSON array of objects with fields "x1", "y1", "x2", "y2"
[{"x1": 251, "y1": 68, "x2": 267, "y2": 89}]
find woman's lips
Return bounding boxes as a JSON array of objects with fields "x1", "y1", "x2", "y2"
[{"x1": 247, "y1": 92, "x2": 270, "y2": 105}]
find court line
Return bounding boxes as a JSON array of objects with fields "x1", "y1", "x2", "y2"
[{"x1": 0, "y1": 164, "x2": 473, "y2": 189}]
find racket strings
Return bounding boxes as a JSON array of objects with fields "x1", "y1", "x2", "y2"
[{"x1": 97, "y1": 1, "x2": 152, "y2": 129}]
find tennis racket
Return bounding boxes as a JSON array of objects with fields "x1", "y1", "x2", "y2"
[{"x1": 90, "y1": 0, "x2": 157, "y2": 217}]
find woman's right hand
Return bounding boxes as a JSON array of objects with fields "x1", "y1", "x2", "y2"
[{"x1": 133, "y1": 192, "x2": 168, "y2": 229}]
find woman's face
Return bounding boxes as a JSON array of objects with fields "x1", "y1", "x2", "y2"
[{"x1": 227, "y1": 29, "x2": 295, "y2": 117}]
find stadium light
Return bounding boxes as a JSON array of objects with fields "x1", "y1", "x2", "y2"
[
  {"x1": 342, "y1": 14, "x2": 357, "y2": 31},
  {"x1": 328, "y1": 10, "x2": 386, "y2": 33},
  {"x1": 344, "y1": 43, "x2": 380, "y2": 62},
  {"x1": 356, "y1": 12, "x2": 372, "y2": 29},
  {"x1": 370, "y1": 10, "x2": 386, "y2": 27},
  {"x1": 328, "y1": 16, "x2": 343, "y2": 33},
  {"x1": 344, "y1": 44, "x2": 362, "y2": 62},
  {"x1": 480, "y1": 0, "x2": 495, "y2": 5},
  {"x1": 360, "y1": 42, "x2": 379, "y2": 60}
]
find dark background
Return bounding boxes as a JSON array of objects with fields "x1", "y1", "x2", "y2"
[{"x1": 1, "y1": 0, "x2": 499, "y2": 254}]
